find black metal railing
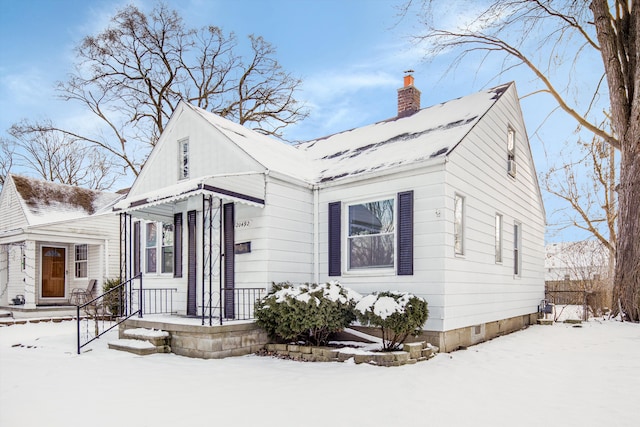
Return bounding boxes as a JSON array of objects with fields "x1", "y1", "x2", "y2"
[
  {"x1": 77, "y1": 274, "x2": 142, "y2": 354},
  {"x1": 202, "y1": 287, "x2": 265, "y2": 326},
  {"x1": 76, "y1": 276, "x2": 177, "y2": 354}
]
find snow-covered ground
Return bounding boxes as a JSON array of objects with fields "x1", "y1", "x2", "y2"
[{"x1": 1, "y1": 319, "x2": 638, "y2": 427}]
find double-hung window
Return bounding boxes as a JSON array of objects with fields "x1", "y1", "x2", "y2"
[
  {"x1": 75, "y1": 244, "x2": 88, "y2": 278},
  {"x1": 495, "y1": 214, "x2": 503, "y2": 263},
  {"x1": 347, "y1": 198, "x2": 395, "y2": 270},
  {"x1": 145, "y1": 222, "x2": 174, "y2": 274},
  {"x1": 514, "y1": 222, "x2": 522, "y2": 276},
  {"x1": 454, "y1": 194, "x2": 465, "y2": 255},
  {"x1": 179, "y1": 138, "x2": 189, "y2": 180}
]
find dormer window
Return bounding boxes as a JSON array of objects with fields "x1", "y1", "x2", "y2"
[
  {"x1": 179, "y1": 138, "x2": 189, "y2": 180},
  {"x1": 507, "y1": 127, "x2": 516, "y2": 177}
]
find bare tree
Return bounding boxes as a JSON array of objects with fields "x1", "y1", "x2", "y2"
[
  {"x1": 8, "y1": 120, "x2": 121, "y2": 191},
  {"x1": 9, "y1": 3, "x2": 307, "y2": 180},
  {"x1": 409, "y1": 0, "x2": 639, "y2": 321},
  {"x1": 542, "y1": 129, "x2": 617, "y2": 276},
  {"x1": 0, "y1": 138, "x2": 13, "y2": 187}
]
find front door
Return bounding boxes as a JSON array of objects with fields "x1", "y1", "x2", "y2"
[{"x1": 42, "y1": 247, "x2": 65, "y2": 298}]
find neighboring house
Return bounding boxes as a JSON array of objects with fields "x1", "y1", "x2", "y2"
[
  {"x1": 544, "y1": 240, "x2": 612, "y2": 311},
  {"x1": 0, "y1": 175, "x2": 123, "y2": 311},
  {"x1": 114, "y1": 75, "x2": 546, "y2": 351}
]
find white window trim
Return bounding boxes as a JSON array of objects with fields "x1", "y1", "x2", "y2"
[
  {"x1": 344, "y1": 195, "x2": 396, "y2": 275},
  {"x1": 74, "y1": 244, "x2": 88, "y2": 279},
  {"x1": 454, "y1": 193, "x2": 465, "y2": 256},
  {"x1": 514, "y1": 221, "x2": 522, "y2": 278},
  {"x1": 143, "y1": 221, "x2": 174, "y2": 276},
  {"x1": 495, "y1": 213, "x2": 503, "y2": 264},
  {"x1": 178, "y1": 137, "x2": 189, "y2": 180}
]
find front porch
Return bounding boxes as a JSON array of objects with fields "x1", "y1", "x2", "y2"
[{"x1": 115, "y1": 315, "x2": 269, "y2": 359}]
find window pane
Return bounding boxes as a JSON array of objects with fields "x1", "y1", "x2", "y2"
[
  {"x1": 146, "y1": 248, "x2": 157, "y2": 273},
  {"x1": 76, "y1": 262, "x2": 87, "y2": 278},
  {"x1": 75, "y1": 244, "x2": 88, "y2": 261},
  {"x1": 347, "y1": 199, "x2": 394, "y2": 270},
  {"x1": 454, "y1": 195, "x2": 464, "y2": 255},
  {"x1": 495, "y1": 214, "x2": 502, "y2": 263},
  {"x1": 162, "y1": 247, "x2": 174, "y2": 273},
  {"x1": 162, "y1": 224, "x2": 174, "y2": 246},
  {"x1": 349, "y1": 200, "x2": 394, "y2": 236},
  {"x1": 349, "y1": 234, "x2": 394, "y2": 269},
  {"x1": 146, "y1": 223, "x2": 157, "y2": 247}
]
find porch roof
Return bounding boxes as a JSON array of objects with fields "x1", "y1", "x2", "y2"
[{"x1": 113, "y1": 176, "x2": 264, "y2": 220}]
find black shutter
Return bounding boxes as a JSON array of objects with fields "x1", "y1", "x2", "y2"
[
  {"x1": 173, "y1": 213, "x2": 183, "y2": 278},
  {"x1": 328, "y1": 201, "x2": 341, "y2": 276},
  {"x1": 133, "y1": 221, "x2": 141, "y2": 276},
  {"x1": 223, "y1": 203, "x2": 235, "y2": 318},
  {"x1": 397, "y1": 190, "x2": 414, "y2": 275},
  {"x1": 187, "y1": 210, "x2": 197, "y2": 316}
]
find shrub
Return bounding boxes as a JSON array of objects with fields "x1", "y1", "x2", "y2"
[
  {"x1": 255, "y1": 281, "x2": 361, "y2": 346},
  {"x1": 355, "y1": 291, "x2": 429, "y2": 351},
  {"x1": 103, "y1": 277, "x2": 124, "y2": 317}
]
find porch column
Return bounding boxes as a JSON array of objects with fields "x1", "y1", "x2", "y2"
[{"x1": 23, "y1": 240, "x2": 36, "y2": 308}]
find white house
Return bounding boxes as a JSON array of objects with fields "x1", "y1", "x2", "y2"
[
  {"x1": 114, "y1": 75, "x2": 546, "y2": 351},
  {"x1": 0, "y1": 175, "x2": 123, "y2": 313}
]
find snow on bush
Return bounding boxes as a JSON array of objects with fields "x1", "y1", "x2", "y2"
[
  {"x1": 255, "y1": 281, "x2": 361, "y2": 346},
  {"x1": 355, "y1": 291, "x2": 428, "y2": 351}
]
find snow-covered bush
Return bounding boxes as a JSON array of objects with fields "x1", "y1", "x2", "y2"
[
  {"x1": 355, "y1": 291, "x2": 429, "y2": 351},
  {"x1": 255, "y1": 281, "x2": 361, "y2": 346}
]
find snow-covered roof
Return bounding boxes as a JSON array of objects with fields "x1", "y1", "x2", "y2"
[
  {"x1": 11, "y1": 175, "x2": 123, "y2": 225},
  {"x1": 181, "y1": 83, "x2": 511, "y2": 184},
  {"x1": 185, "y1": 103, "x2": 312, "y2": 181},
  {"x1": 298, "y1": 82, "x2": 512, "y2": 183}
]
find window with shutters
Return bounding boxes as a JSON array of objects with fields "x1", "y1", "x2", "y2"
[
  {"x1": 347, "y1": 198, "x2": 394, "y2": 270},
  {"x1": 144, "y1": 221, "x2": 174, "y2": 274},
  {"x1": 329, "y1": 191, "x2": 412, "y2": 276}
]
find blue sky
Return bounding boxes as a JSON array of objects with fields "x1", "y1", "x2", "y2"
[{"x1": 0, "y1": 0, "x2": 604, "y2": 242}]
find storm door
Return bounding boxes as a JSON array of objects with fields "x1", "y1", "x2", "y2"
[{"x1": 42, "y1": 247, "x2": 65, "y2": 298}]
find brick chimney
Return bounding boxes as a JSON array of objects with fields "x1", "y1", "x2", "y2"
[{"x1": 397, "y1": 72, "x2": 421, "y2": 118}]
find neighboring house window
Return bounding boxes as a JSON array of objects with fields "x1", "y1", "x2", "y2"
[
  {"x1": 514, "y1": 222, "x2": 522, "y2": 276},
  {"x1": 348, "y1": 198, "x2": 394, "y2": 270},
  {"x1": 75, "y1": 244, "x2": 88, "y2": 278},
  {"x1": 161, "y1": 223, "x2": 174, "y2": 274},
  {"x1": 454, "y1": 194, "x2": 465, "y2": 255},
  {"x1": 507, "y1": 126, "x2": 516, "y2": 177},
  {"x1": 146, "y1": 223, "x2": 157, "y2": 273},
  {"x1": 179, "y1": 138, "x2": 189, "y2": 180},
  {"x1": 495, "y1": 213, "x2": 503, "y2": 263}
]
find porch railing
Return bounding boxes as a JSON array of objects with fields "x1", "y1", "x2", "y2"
[
  {"x1": 202, "y1": 287, "x2": 265, "y2": 326},
  {"x1": 76, "y1": 275, "x2": 177, "y2": 354}
]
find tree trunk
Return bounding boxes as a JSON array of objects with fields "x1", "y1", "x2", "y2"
[{"x1": 612, "y1": 134, "x2": 640, "y2": 321}]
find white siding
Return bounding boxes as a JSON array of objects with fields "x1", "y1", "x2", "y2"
[
  {"x1": 442, "y1": 84, "x2": 545, "y2": 331},
  {"x1": 0, "y1": 177, "x2": 29, "y2": 231},
  {"x1": 129, "y1": 104, "x2": 266, "y2": 199},
  {"x1": 317, "y1": 164, "x2": 448, "y2": 331}
]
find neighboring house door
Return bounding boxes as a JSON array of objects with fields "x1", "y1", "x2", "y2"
[{"x1": 42, "y1": 247, "x2": 65, "y2": 298}]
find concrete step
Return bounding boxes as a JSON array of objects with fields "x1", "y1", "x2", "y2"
[
  {"x1": 109, "y1": 328, "x2": 171, "y2": 355},
  {"x1": 108, "y1": 339, "x2": 160, "y2": 356}
]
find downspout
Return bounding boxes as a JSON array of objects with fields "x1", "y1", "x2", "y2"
[{"x1": 313, "y1": 185, "x2": 319, "y2": 284}]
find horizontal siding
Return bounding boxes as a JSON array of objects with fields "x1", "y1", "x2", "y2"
[
  {"x1": 317, "y1": 165, "x2": 447, "y2": 331},
  {"x1": 130, "y1": 105, "x2": 265, "y2": 197},
  {"x1": 0, "y1": 178, "x2": 28, "y2": 231},
  {"x1": 442, "y1": 85, "x2": 545, "y2": 331}
]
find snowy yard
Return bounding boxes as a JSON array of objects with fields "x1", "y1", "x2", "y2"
[{"x1": 1, "y1": 319, "x2": 639, "y2": 427}]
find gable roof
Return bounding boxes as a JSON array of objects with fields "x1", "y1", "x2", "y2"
[
  {"x1": 297, "y1": 83, "x2": 512, "y2": 183},
  {"x1": 9, "y1": 174, "x2": 123, "y2": 225},
  {"x1": 183, "y1": 103, "x2": 312, "y2": 182}
]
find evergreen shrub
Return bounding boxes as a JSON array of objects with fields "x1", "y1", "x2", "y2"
[
  {"x1": 355, "y1": 291, "x2": 429, "y2": 351},
  {"x1": 255, "y1": 281, "x2": 361, "y2": 346}
]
